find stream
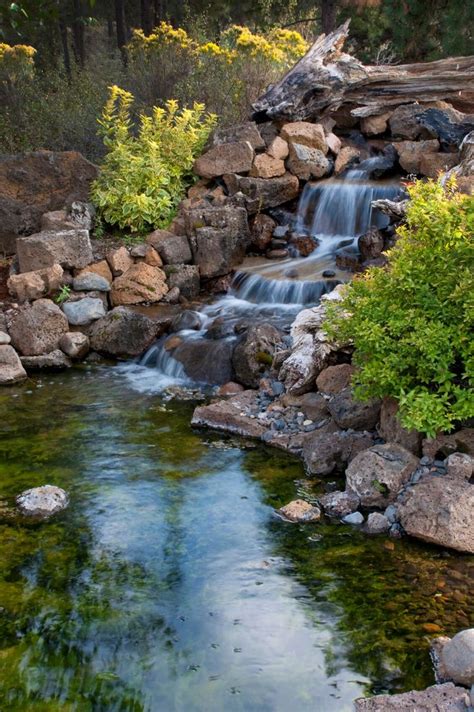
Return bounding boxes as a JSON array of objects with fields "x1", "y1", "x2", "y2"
[{"x1": 1, "y1": 167, "x2": 472, "y2": 711}]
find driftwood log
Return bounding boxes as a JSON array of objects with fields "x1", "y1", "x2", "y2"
[{"x1": 252, "y1": 21, "x2": 474, "y2": 123}]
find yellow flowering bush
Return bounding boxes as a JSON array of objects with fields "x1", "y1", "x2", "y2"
[
  {"x1": 0, "y1": 43, "x2": 36, "y2": 84},
  {"x1": 91, "y1": 86, "x2": 216, "y2": 233}
]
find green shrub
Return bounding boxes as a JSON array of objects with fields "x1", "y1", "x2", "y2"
[
  {"x1": 324, "y1": 179, "x2": 474, "y2": 437},
  {"x1": 90, "y1": 86, "x2": 217, "y2": 233}
]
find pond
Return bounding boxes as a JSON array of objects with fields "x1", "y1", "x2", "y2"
[{"x1": 0, "y1": 367, "x2": 472, "y2": 711}]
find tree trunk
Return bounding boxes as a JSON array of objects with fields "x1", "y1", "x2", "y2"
[
  {"x1": 115, "y1": 0, "x2": 127, "y2": 64},
  {"x1": 252, "y1": 21, "x2": 474, "y2": 122},
  {"x1": 141, "y1": 0, "x2": 153, "y2": 35},
  {"x1": 72, "y1": 0, "x2": 85, "y2": 67},
  {"x1": 321, "y1": 0, "x2": 338, "y2": 34},
  {"x1": 58, "y1": 13, "x2": 71, "y2": 78}
]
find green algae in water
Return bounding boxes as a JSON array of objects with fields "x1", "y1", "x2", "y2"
[{"x1": 0, "y1": 367, "x2": 472, "y2": 711}]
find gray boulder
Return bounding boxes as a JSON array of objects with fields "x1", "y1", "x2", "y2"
[
  {"x1": 397, "y1": 475, "x2": 474, "y2": 553},
  {"x1": 89, "y1": 307, "x2": 159, "y2": 357},
  {"x1": 365, "y1": 512, "x2": 390, "y2": 534},
  {"x1": 72, "y1": 273, "x2": 110, "y2": 292},
  {"x1": 165, "y1": 264, "x2": 200, "y2": 300},
  {"x1": 224, "y1": 173, "x2": 299, "y2": 213},
  {"x1": 318, "y1": 490, "x2": 360, "y2": 518},
  {"x1": 434, "y1": 629, "x2": 474, "y2": 686},
  {"x1": 17, "y1": 229, "x2": 93, "y2": 272},
  {"x1": 303, "y1": 429, "x2": 374, "y2": 476},
  {"x1": 0, "y1": 345, "x2": 27, "y2": 384},
  {"x1": 346, "y1": 443, "x2": 418, "y2": 507},
  {"x1": 328, "y1": 387, "x2": 381, "y2": 430},
  {"x1": 147, "y1": 230, "x2": 192, "y2": 265},
  {"x1": 185, "y1": 205, "x2": 250, "y2": 278},
  {"x1": 287, "y1": 143, "x2": 329, "y2": 180},
  {"x1": 59, "y1": 332, "x2": 90, "y2": 359},
  {"x1": 8, "y1": 299, "x2": 69, "y2": 355},
  {"x1": 16, "y1": 485, "x2": 69, "y2": 518},
  {"x1": 62, "y1": 297, "x2": 106, "y2": 326},
  {"x1": 232, "y1": 323, "x2": 283, "y2": 388}
]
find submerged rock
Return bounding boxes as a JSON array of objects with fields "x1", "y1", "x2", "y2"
[
  {"x1": 354, "y1": 682, "x2": 469, "y2": 711},
  {"x1": 278, "y1": 499, "x2": 321, "y2": 523},
  {"x1": 21, "y1": 350, "x2": 71, "y2": 370},
  {"x1": 16, "y1": 485, "x2": 69, "y2": 518}
]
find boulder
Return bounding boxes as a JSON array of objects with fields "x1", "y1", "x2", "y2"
[
  {"x1": 280, "y1": 122, "x2": 328, "y2": 153},
  {"x1": 250, "y1": 214, "x2": 277, "y2": 251},
  {"x1": 250, "y1": 154, "x2": 286, "y2": 178},
  {"x1": 289, "y1": 234, "x2": 317, "y2": 256},
  {"x1": 389, "y1": 101, "x2": 464, "y2": 140},
  {"x1": 164, "y1": 264, "x2": 200, "y2": 299},
  {"x1": 394, "y1": 139, "x2": 440, "y2": 174},
  {"x1": 21, "y1": 350, "x2": 71, "y2": 370},
  {"x1": 185, "y1": 205, "x2": 250, "y2": 278},
  {"x1": 8, "y1": 299, "x2": 68, "y2": 355},
  {"x1": 211, "y1": 121, "x2": 265, "y2": 150},
  {"x1": 76, "y1": 260, "x2": 113, "y2": 284},
  {"x1": 303, "y1": 429, "x2": 375, "y2": 476},
  {"x1": 435, "y1": 629, "x2": 474, "y2": 686},
  {"x1": 397, "y1": 475, "x2": 474, "y2": 553},
  {"x1": 445, "y1": 453, "x2": 474, "y2": 480},
  {"x1": 0, "y1": 150, "x2": 97, "y2": 255},
  {"x1": 358, "y1": 228, "x2": 384, "y2": 261},
  {"x1": 147, "y1": 230, "x2": 192, "y2": 265},
  {"x1": 278, "y1": 499, "x2": 321, "y2": 523},
  {"x1": 232, "y1": 323, "x2": 283, "y2": 388},
  {"x1": 72, "y1": 273, "x2": 110, "y2": 292},
  {"x1": 142, "y1": 245, "x2": 163, "y2": 267},
  {"x1": 334, "y1": 146, "x2": 360, "y2": 175},
  {"x1": 223, "y1": 173, "x2": 300, "y2": 213},
  {"x1": 194, "y1": 141, "x2": 254, "y2": 178},
  {"x1": 59, "y1": 332, "x2": 90, "y2": 359},
  {"x1": 173, "y1": 338, "x2": 235, "y2": 384},
  {"x1": 89, "y1": 306, "x2": 159, "y2": 357},
  {"x1": 318, "y1": 490, "x2": 360, "y2": 518},
  {"x1": 106, "y1": 246, "x2": 133, "y2": 277},
  {"x1": 378, "y1": 397, "x2": 422, "y2": 455},
  {"x1": 16, "y1": 485, "x2": 69, "y2": 518},
  {"x1": 7, "y1": 264, "x2": 64, "y2": 303},
  {"x1": 422, "y1": 428, "x2": 474, "y2": 459},
  {"x1": 354, "y1": 683, "x2": 469, "y2": 711},
  {"x1": 316, "y1": 364, "x2": 354, "y2": 395},
  {"x1": 419, "y1": 152, "x2": 460, "y2": 178},
  {"x1": 110, "y1": 263, "x2": 168, "y2": 306},
  {"x1": 16, "y1": 229, "x2": 93, "y2": 272},
  {"x1": 346, "y1": 443, "x2": 418, "y2": 507},
  {"x1": 365, "y1": 512, "x2": 390, "y2": 534},
  {"x1": 0, "y1": 345, "x2": 27, "y2": 384},
  {"x1": 267, "y1": 136, "x2": 289, "y2": 160},
  {"x1": 62, "y1": 297, "x2": 106, "y2": 326},
  {"x1": 360, "y1": 111, "x2": 392, "y2": 136},
  {"x1": 328, "y1": 387, "x2": 381, "y2": 430},
  {"x1": 287, "y1": 143, "x2": 330, "y2": 180}
]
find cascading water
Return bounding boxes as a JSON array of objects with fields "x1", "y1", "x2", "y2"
[{"x1": 121, "y1": 163, "x2": 402, "y2": 393}]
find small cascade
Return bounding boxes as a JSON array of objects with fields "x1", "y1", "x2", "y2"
[{"x1": 122, "y1": 162, "x2": 402, "y2": 393}]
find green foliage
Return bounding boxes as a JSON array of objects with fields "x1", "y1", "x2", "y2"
[
  {"x1": 90, "y1": 86, "x2": 216, "y2": 233},
  {"x1": 324, "y1": 179, "x2": 474, "y2": 437},
  {"x1": 54, "y1": 285, "x2": 71, "y2": 304}
]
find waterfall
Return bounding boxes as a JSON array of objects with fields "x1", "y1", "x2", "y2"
[{"x1": 121, "y1": 164, "x2": 402, "y2": 392}]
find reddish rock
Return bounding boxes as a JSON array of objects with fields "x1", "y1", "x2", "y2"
[
  {"x1": 361, "y1": 111, "x2": 392, "y2": 136},
  {"x1": 328, "y1": 387, "x2": 381, "y2": 430},
  {"x1": 76, "y1": 260, "x2": 113, "y2": 284},
  {"x1": 278, "y1": 499, "x2": 321, "y2": 523},
  {"x1": 419, "y1": 152, "x2": 460, "y2": 178},
  {"x1": 316, "y1": 364, "x2": 354, "y2": 395},
  {"x1": 378, "y1": 397, "x2": 422, "y2": 455},
  {"x1": 335, "y1": 146, "x2": 360, "y2": 175},
  {"x1": 194, "y1": 141, "x2": 254, "y2": 179},
  {"x1": 106, "y1": 246, "x2": 133, "y2": 277},
  {"x1": 394, "y1": 139, "x2": 440, "y2": 174},
  {"x1": 250, "y1": 214, "x2": 277, "y2": 251},
  {"x1": 111, "y1": 263, "x2": 168, "y2": 306},
  {"x1": 217, "y1": 381, "x2": 245, "y2": 396},
  {"x1": 16, "y1": 229, "x2": 93, "y2": 272},
  {"x1": 8, "y1": 264, "x2": 64, "y2": 303},
  {"x1": 422, "y1": 428, "x2": 474, "y2": 459},
  {"x1": 250, "y1": 153, "x2": 286, "y2": 178},
  {"x1": 281, "y1": 122, "x2": 328, "y2": 154},
  {"x1": 325, "y1": 132, "x2": 342, "y2": 154},
  {"x1": 224, "y1": 173, "x2": 299, "y2": 213},
  {"x1": 355, "y1": 683, "x2": 469, "y2": 711},
  {"x1": 267, "y1": 136, "x2": 289, "y2": 160},
  {"x1": 289, "y1": 234, "x2": 316, "y2": 257}
]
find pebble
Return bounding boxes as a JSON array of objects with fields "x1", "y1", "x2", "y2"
[
  {"x1": 303, "y1": 419, "x2": 313, "y2": 426},
  {"x1": 342, "y1": 511, "x2": 364, "y2": 525}
]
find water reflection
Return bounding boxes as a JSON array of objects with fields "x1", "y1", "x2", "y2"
[{"x1": 0, "y1": 368, "x2": 472, "y2": 711}]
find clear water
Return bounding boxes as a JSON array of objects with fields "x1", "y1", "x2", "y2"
[{"x1": 1, "y1": 368, "x2": 473, "y2": 711}]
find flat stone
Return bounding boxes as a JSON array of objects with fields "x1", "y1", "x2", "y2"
[
  {"x1": 191, "y1": 391, "x2": 267, "y2": 440},
  {"x1": 194, "y1": 141, "x2": 254, "y2": 179},
  {"x1": 223, "y1": 173, "x2": 300, "y2": 213},
  {"x1": 62, "y1": 297, "x2": 106, "y2": 326},
  {"x1": 354, "y1": 682, "x2": 469, "y2": 711},
  {"x1": 267, "y1": 136, "x2": 289, "y2": 160},
  {"x1": 21, "y1": 350, "x2": 71, "y2": 369},
  {"x1": 211, "y1": 122, "x2": 265, "y2": 150},
  {"x1": 17, "y1": 229, "x2": 93, "y2": 272},
  {"x1": 278, "y1": 499, "x2": 321, "y2": 523},
  {"x1": 16, "y1": 485, "x2": 69, "y2": 518},
  {"x1": 335, "y1": 146, "x2": 360, "y2": 175}
]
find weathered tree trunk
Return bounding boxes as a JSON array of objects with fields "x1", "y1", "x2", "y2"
[{"x1": 252, "y1": 21, "x2": 474, "y2": 122}]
